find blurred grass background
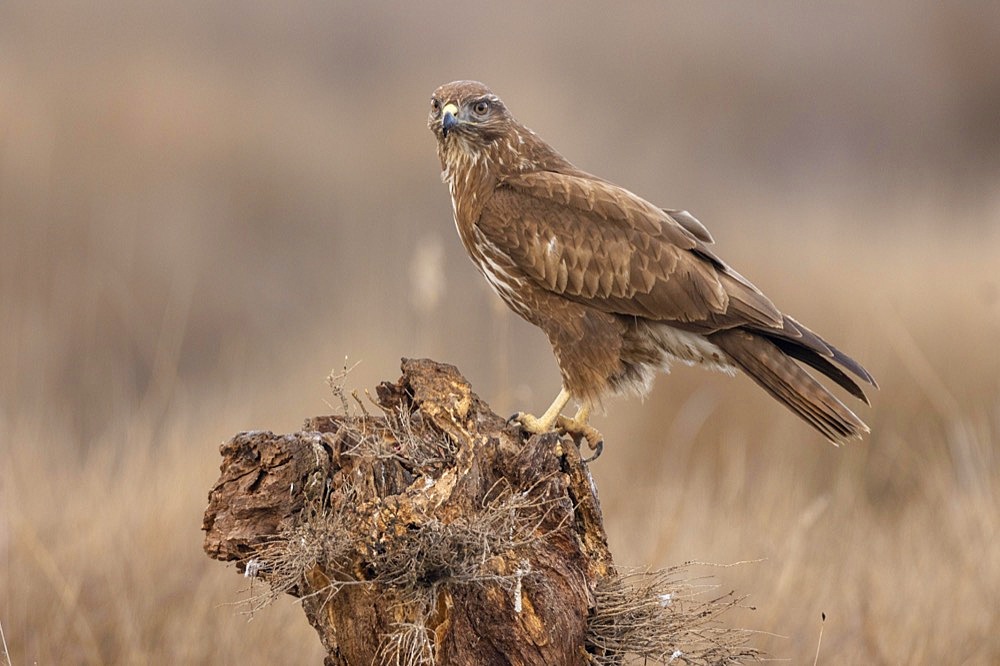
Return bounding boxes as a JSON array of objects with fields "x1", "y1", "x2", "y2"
[{"x1": 2, "y1": 1, "x2": 999, "y2": 663}]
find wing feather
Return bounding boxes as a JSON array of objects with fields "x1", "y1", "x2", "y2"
[
  {"x1": 474, "y1": 168, "x2": 877, "y2": 392},
  {"x1": 479, "y1": 170, "x2": 781, "y2": 330}
]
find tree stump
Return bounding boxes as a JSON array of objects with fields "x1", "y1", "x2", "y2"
[{"x1": 202, "y1": 358, "x2": 758, "y2": 665}]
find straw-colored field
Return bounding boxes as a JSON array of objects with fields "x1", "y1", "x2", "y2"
[{"x1": 2, "y1": 2, "x2": 998, "y2": 663}]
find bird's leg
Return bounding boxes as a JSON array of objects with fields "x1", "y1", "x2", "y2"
[
  {"x1": 556, "y1": 403, "x2": 605, "y2": 461},
  {"x1": 510, "y1": 390, "x2": 605, "y2": 461},
  {"x1": 509, "y1": 387, "x2": 572, "y2": 434}
]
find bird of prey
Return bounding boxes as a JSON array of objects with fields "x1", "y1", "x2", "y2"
[{"x1": 427, "y1": 80, "x2": 876, "y2": 453}]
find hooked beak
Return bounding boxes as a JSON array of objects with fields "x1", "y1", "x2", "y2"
[{"x1": 441, "y1": 103, "x2": 459, "y2": 137}]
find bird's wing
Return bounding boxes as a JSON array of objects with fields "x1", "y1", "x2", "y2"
[{"x1": 476, "y1": 169, "x2": 783, "y2": 330}]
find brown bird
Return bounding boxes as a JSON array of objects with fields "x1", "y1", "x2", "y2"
[{"x1": 427, "y1": 80, "x2": 876, "y2": 452}]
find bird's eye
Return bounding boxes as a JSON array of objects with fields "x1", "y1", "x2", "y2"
[
  {"x1": 473, "y1": 100, "x2": 489, "y2": 116},
  {"x1": 431, "y1": 98, "x2": 441, "y2": 114}
]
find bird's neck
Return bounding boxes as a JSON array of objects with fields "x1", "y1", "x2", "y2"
[
  {"x1": 439, "y1": 139, "x2": 496, "y2": 222},
  {"x1": 438, "y1": 124, "x2": 565, "y2": 229},
  {"x1": 438, "y1": 137, "x2": 506, "y2": 247}
]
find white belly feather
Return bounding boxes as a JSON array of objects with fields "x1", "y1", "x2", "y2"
[{"x1": 649, "y1": 324, "x2": 735, "y2": 375}]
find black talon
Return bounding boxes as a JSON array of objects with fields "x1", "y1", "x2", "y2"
[{"x1": 582, "y1": 440, "x2": 604, "y2": 463}]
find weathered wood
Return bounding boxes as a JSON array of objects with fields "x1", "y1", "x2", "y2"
[{"x1": 203, "y1": 358, "x2": 615, "y2": 665}]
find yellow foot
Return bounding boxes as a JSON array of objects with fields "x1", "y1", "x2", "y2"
[
  {"x1": 507, "y1": 387, "x2": 571, "y2": 434},
  {"x1": 508, "y1": 410, "x2": 604, "y2": 462},
  {"x1": 554, "y1": 414, "x2": 604, "y2": 462},
  {"x1": 508, "y1": 411, "x2": 555, "y2": 434}
]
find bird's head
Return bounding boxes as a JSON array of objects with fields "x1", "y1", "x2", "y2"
[
  {"x1": 428, "y1": 80, "x2": 511, "y2": 146},
  {"x1": 429, "y1": 80, "x2": 526, "y2": 181},
  {"x1": 428, "y1": 80, "x2": 571, "y2": 188}
]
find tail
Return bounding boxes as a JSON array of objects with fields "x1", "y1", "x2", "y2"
[{"x1": 708, "y1": 326, "x2": 875, "y2": 445}]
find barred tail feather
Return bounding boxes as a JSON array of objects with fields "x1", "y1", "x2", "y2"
[{"x1": 709, "y1": 329, "x2": 870, "y2": 445}]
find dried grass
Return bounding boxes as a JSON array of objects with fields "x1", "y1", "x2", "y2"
[
  {"x1": 2, "y1": 5, "x2": 999, "y2": 661},
  {"x1": 587, "y1": 567, "x2": 759, "y2": 665}
]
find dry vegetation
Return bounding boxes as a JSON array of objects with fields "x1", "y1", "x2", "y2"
[
  {"x1": 203, "y1": 364, "x2": 759, "y2": 664},
  {"x1": 2, "y1": 2, "x2": 1000, "y2": 664},
  {"x1": 587, "y1": 568, "x2": 757, "y2": 665}
]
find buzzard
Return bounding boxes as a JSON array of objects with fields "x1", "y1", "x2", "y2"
[{"x1": 428, "y1": 80, "x2": 876, "y2": 452}]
